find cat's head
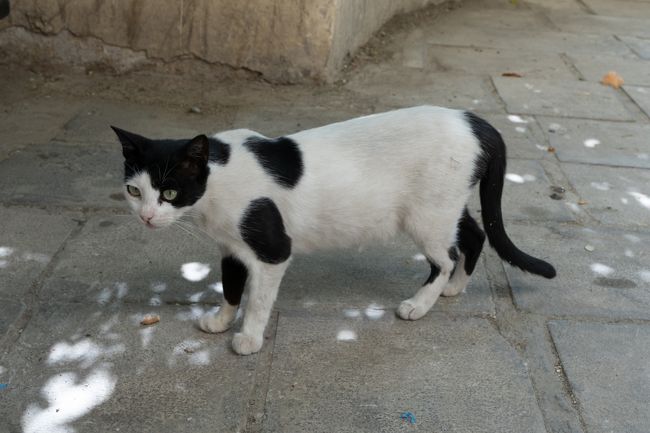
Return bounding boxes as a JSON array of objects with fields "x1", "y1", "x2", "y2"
[{"x1": 112, "y1": 127, "x2": 209, "y2": 229}]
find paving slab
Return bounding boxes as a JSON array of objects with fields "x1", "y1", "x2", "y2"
[
  {"x1": 547, "y1": 13, "x2": 650, "y2": 38},
  {"x1": 433, "y1": 9, "x2": 555, "y2": 32},
  {"x1": 582, "y1": 0, "x2": 650, "y2": 19},
  {"x1": 424, "y1": 27, "x2": 631, "y2": 57},
  {"x1": 549, "y1": 320, "x2": 650, "y2": 433},
  {"x1": 279, "y1": 240, "x2": 494, "y2": 315},
  {"x1": 0, "y1": 97, "x2": 82, "y2": 158},
  {"x1": 40, "y1": 215, "x2": 222, "y2": 305},
  {"x1": 0, "y1": 298, "x2": 24, "y2": 340},
  {"x1": 623, "y1": 85, "x2": 650, "y2": 117},
  {"x1": 568, "y1": 54, "x2": 650, "y2": 86},
  {"x1": 55, "y1": 100, "x2": 233, "y2": 145},
  {"x1": 480, "y1": 113, "x2": 551, "y2": 159},
  {"x1": 264, "y1": 313, "x2": 546, "y2": 433},
  {"x1": 618, "y1": 35, "x2": 650, "y2": 60},
  {"x1": 0, "y1": 141, "x2": 125, "y2": 208},
  {"x1": 506, "y1": 224, "x2": 650, "y2": 319},
  {"x1": 493, "y1": 77, "x2": 634, "y2": 120},
  {"x1": 538, "y1": 117, "x2": 650, "y2": 168},
  {"x1": 423, "y1": 46, "x2": 574, "y2": 80},
  {"x1": 561, "y1": 162, "x2": 650, "y2": 226},
  {"x1": 0, "y1": 302, "x2": 257, "y2": 433},
  {"x1": 469, "y1": 159, "x2": 575, "y2": 222},
  {"x1": 0, "y1": 206, "x2": 78, "y2": 299},
  {"x1": 345, "y1": 66, "x2": 503, "y2": 112}
]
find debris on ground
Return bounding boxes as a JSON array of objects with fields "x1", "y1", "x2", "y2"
[
  {"x1": 578, "y1": 199, "x2": 588, "y2": 205},
  {"x1": 400, "y1": 411, "x2": 417, "y2": 425},
  {"x1": 188, "y1": 106, "x2": 202, "y2": 114},
  {"x1": 585, "y1": 245, "x2": 595, "y2": 252},
  {"x1": 547, "y1": 145, "x2": 556, "y2": 153},
  {"x1": 550, "y1": 186, "x2": 565, "y2": 200},
  {"x1": 140, "y1": 314, "x2": 160, "y2": 326},
  {"x1": 601, "y1": 71, "x2": 624, "y2": 89},
  {"x1": 502, "y1": 72, "x2": 522, "y2": 77}
]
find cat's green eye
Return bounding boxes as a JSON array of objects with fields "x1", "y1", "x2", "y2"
[
  {"x1": 162, "y1": 189, "x2": 178, "y2": 201},
  {"x1": 126, "y1": 185, "x2": 141, "y2": 197}
]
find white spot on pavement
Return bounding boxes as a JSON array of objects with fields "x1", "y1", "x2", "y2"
[
  {"x1": 181, "y1": 262, "x2": 211, "y2": 282},
  {"x1": 624, "y1": 249, "x2": 635, "y2": 258},
  {"x1": 0, "y1": 247, "x2": 14, "y2": 257},
  {"x1": 508, "y1": 115, "x2": 528, "y2": 124},
  {"x1": 364, "y1": 303, "x2": 385, "y2": 320},
  {"x1": 188, "y1": 292, "x2": 204, "y2": 303},
  {"x1": 149, "y1": 295, "x2": 162, "y2": 306},
  {"x1": 621, "y1": 197, "x2": 629, "y2": 205},
  {"x1": 151, "y1": 282, "x2": 167, "y2": 293},
  {"x1": 638, "y1": 270, "x2": 650, "y2": 282},
  {"x1": 624, "y1": 234, "x2": 641, "y2": 243},
  {"x1": 628, "y1": 191, "x2": 650, "y2": 210},
  {"x1": 590, "y1": 263, "x2": 614, "y2": 277},
  {"x1": 343, "y1": 308, "x2": 361, "y2": 318},
  {"x1": 590, "y1": 182, "x2": 610, "y2": 191},
  {"x1": 47, "y1": 340, "x2": 125, "y2": 368},
  {"x1": 412, "y1": 253, "x2": 427, "y2": 262},
  {"x1": 506, "y1": 173, "x2": 525, "y2": 183},
  {"x1": 209, "y1": 281, "x2": 223, "y2": 294},
  {"x1": 636, "y1": 153, "x2": 649, "y2": 160},
  {"x1": 139, "y1": 327, "x2": 155, "y2": 348},
  {"x1": 515, "y1": 126, "x2": 527, "y2": 133},
  {"x1": 336, "y1": 330, "x2": 357, "y2": 341}
]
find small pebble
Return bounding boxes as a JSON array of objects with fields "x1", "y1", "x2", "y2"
[
  {"x1": 189, "y1": 106, "x2": 202, "y2": 114},
  {"x1": 551, "y1": 186, "x2": 566, "y2": 194},
  {"x1": 585, "y1": 245, "x2": 595, "y2": 252},
  {"x1": 550, "y1": 193, "x2": 563, "y2": 200}
]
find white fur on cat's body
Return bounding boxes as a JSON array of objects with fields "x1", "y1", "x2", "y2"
[{"x1": 127, "y1": 106, "x2": 481, "y2": 354}]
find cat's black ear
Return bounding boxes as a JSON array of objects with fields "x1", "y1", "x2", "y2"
[
  {"x1": 111, "y1": 126, "x2": 147, "y2": 160},
  {"x1": 184, "y1": 135, "x2": 210, "y2": 163}
]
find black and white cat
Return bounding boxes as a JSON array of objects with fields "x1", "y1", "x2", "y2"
[{"x1": 112, "y1": 106, "x2": 555, "y2": 355}]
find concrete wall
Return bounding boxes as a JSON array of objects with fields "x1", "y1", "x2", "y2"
[{"x1": 0, "y1": 0, "x2": 442, "y2": 82}]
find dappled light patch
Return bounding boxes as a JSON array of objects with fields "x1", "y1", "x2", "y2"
[
  {"x1": 583, "y1": 138, "x2": 600, "y2": 148},
  {"x1": 150, "y1": 282, "x2": 167, "y2": 293},
  {"x1": 181, "y1": 262, "x2": 211, "y2": 282},
  {"x1": 209, "y1": 281, "x2": 224, "y2": 294},
  {"x1": 624, "y1": 234, "x2": 641, "y2": 243},
  {"x1": 344, "y1": 308, "x2": 361, "y2": 318},
  {"x1": 638, "y1": 270, "x2": 650, "y2": 283},
  {"x1": 22, "y1": 368, "x2": 117, "y2": 433},
  {"x1": 627, "y1": 191, "x2": 650, "y2": 210},
  {"x1": 364, "y1": 303, "x2": 385, "y2": 320},
  {"x1": 96, "y1": 282, "x2": 128, "y2": 305},
  {"x1": 590, "y1": 263, "x2": 614, "y2": 277},
  {"x1": 0, "y1": 246, "x2": 14, "y2": 257},
  {"x1": 590, "y1": 181, "x2": 610, "y2": 191},
  {"x1": 412, "y1": 253, "x2": 426, "y2": 262},
  {"x1": 507, "y1": 115, "x2": 528, "y2": 124},
  {"x1": 506, "y1": 173, "x2": 536, "y2": 184},
  {"x1": 188, "y1": 291, "x2": 205, "y2": 303},
  {"x1": 336, "y1": 330, "x2": 357, "y2": 342},
  {"x1": 48, "y1": 340, "x2": 125, "y2": 369},
  {"x1": 174, "y1": 305, "x2": 205, "y2": 322}
]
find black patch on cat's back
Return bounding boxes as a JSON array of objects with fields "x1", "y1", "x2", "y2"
[
  {"x1": 240, "y1": 197, "x2": 292, "y2": 264},
  {"x1": 243, "y1": 136, "x2": 303, "y2": 188},
  {"x1": 208, "y1": 137, "x2": 230, "y2": 165},
  {"x1": 464, "y1": 111, "x2": 506, "y2": 186}
]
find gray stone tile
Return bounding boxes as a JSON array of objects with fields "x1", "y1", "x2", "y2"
[
  {"x1": 524, "y1": 0, "x2": 585, "y2": 12},
  {"x1": 538, "y1": 117, "x2": 650, "y2": 169},
  {"x1": 0, "y1": 302, "x2": 256, "y2": 433},
  {"x1": 0, "y1": 206, "x2": 78, "y2": 299},
  {"x1": 469, "y1": 159, "x2": 575, "y2": 222},
  {"x1": 0, "y1": 298, "x2": 24, "y2": 339},
  {"x1": 433, "y1": 9, "x2": 555, "y2": 32},
  {"x1": 619, "y1": 35, "x2": 650, "y2": 60},
  {"x1": 548, "y1": 13, "x2": 650, "y2": 38},
  {"x1": 480, "y1": 113, "x2": 551, "y2": 159},
  {"x1": 0, "y1": 97, "x2": 82, "y2": 158},
  {"x1": 493, "y1": 77, "x2": 634, "y2": 120},
  {"x1": 549, "y1": 320, "x2": 650, "y2": 433},
  {"x1": 623, "y1": 85, "x2": 650, "y2": 117},
  {"x1": 264, "y1": 313, "x2": 546, "y2": 433},
  {"x1": 278, "y1": 239, "x2": 494, "y2": 315},
  {"x1": 506, "y1": 224, "x2": 650, "y2": 319},
  {"x1": 568, "y1": 54, "x2": 650, "y2": 86},
  {"x1": 56, "y1": 100, "x2": 232, "y2": 145},
  {"x1": 582, "y1": 0, "x2": 650, "y2": 19},
  {"x1": 41, "y1": 216, "x2": 222, "y2": 305},
  {"x1": 424, "y1": 28, "x2": 631, "y2": 57},
  {"x1": 0, "y1": 141, "x2": 124, "y2": 208},
  {"x1": 424, "y1": 46, "x2": 574, "y2": 80},
  {"x1": 345, "y1": 66, "x2": 503, "y2": 112},
  {"x1": 562, "y1": 162, "x2": 650, "y2": 226}
]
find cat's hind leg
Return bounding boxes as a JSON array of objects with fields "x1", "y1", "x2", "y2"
[
  {"x1": 442, "y1": 209, "x2": 486, "y2": 297},
  {"x1": 199, "y1": 256, "x2": 248, "y2": 333},
  {"x1": 398, "y1": 216, "x2": 458, "y2": 320}
]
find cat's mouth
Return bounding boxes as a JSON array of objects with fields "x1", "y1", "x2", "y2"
[{"x1": 145, "y1": 221, "x2": 159, "y2": 229}]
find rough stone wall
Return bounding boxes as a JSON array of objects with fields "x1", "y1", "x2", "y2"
[{"x1": 0, "y1": 0, "x2": 441, "y2": 82}]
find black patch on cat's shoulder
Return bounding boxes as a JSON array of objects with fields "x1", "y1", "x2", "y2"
[
  {"x1": 464, "y1": 111, "x2": 506, "y2": 186},
  {"x1": 240, "y1": 197, "x2": 292, "y2": 264},
  {"x1": 208, "y1": 137, "x2": 230, "y2": 165},
  {"x1": 221, "y1": 256, "x2": 248, "y2": 306},
  {"x1": 243, "y1": 136, "x2": 303, "y2": 188},
  {"x1": 448, "y1": 246, "x2": 459, "y2": 263}
]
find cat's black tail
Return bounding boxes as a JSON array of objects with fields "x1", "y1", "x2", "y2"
[{"x1": 465, "y1": 112, "x2": 556, "y2": 279}]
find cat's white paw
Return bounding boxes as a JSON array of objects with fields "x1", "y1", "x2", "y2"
[
  {"x1": 232, "y1": 332, "x2": 263, "y2": 355},
  {"x1": 397, "y1": 299, "x2": 429, "y2": 321},
  {"x1": 198, "y1": 308, "x2": 235, "y2": 333},
  {"x1": 441, "y1": 283, "x2": 464, "y2": 297}
]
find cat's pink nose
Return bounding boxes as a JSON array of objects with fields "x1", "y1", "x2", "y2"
[{"x1": 139, "y1": 212, "x2": 154, "y2": 223}]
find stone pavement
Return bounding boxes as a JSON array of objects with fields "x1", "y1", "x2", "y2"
[{"x1": 1, "y1": 0, "x2": 649, "y2": 431}]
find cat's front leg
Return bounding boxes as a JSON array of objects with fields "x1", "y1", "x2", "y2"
[
  {"x1": 232, "y1": 259, "x2": 290, "y2": 355},
  {"x1": 199, "y1": 255, "x2": 248, "y2": 333}
]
